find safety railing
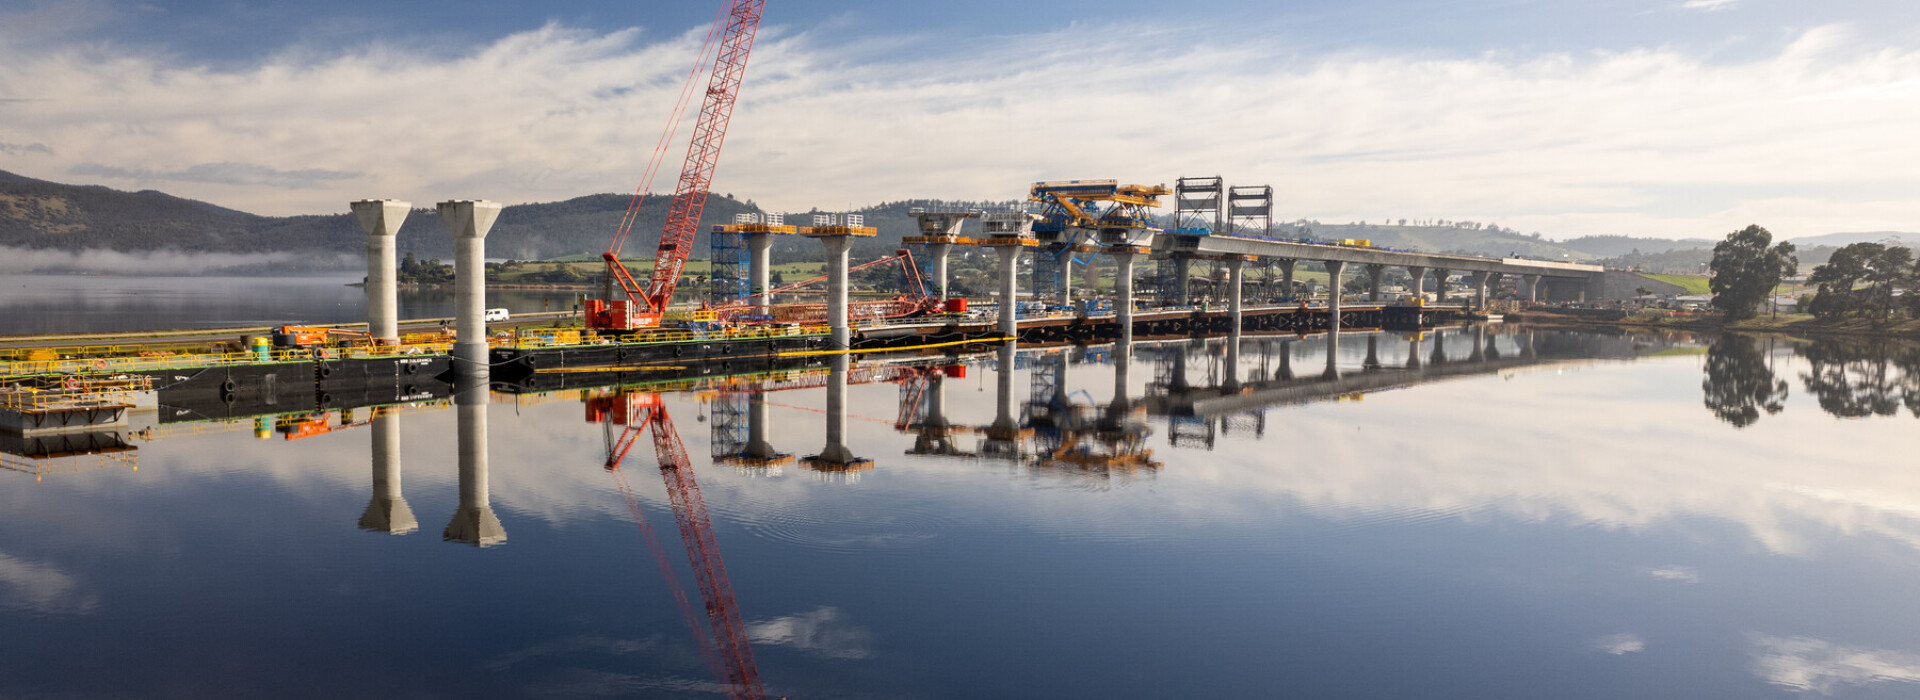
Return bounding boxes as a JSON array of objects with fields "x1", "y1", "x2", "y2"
[{"x1": 0, "y1": 376, "x2": 153, "y2": 412}]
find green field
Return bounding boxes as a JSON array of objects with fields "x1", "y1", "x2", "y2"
[{"x1": 1639, "y1": 273, "x2": 1711, "y2": 295}]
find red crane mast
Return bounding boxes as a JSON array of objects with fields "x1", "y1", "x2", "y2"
[
  {"x1": 594, "y1": 392, "x2": 766, "y2": 700},
  {"x1": 593, "y1": 0, "x2": 767, "y2": 332}
]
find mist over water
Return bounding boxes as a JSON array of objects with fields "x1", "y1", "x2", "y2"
[{"x1": 0, "y1": 246, "x2": 357, "y2": 275}]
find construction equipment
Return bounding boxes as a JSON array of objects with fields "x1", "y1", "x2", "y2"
[
  {"x1": 716, "y1": 248, "x2": 943, "y2": 324},
  {"x1": 271, "y1": 326, "x2": 371, "y2": 349},
  {"x1": 589, "y1": 0, "x2": 768, "y2": 333},
  {"x1": 590, "y1": 391, "x2": 765, "y2": 700}
]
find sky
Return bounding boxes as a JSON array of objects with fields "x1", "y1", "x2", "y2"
[{"x1": 1, "y1": 0, "x2": 1918, "y2": 240}]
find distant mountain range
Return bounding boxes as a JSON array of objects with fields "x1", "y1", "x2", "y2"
[{"x1": 0, "y1": 168, "x2": 1910, "y2": 273}]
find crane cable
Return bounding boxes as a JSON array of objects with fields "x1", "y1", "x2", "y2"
[{"x1": 610, "y1": 2, "x2": 731, "y2": 258}]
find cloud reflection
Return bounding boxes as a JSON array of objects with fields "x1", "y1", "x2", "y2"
[
  {"x1": 747, "y1": 606, "x2": 875, "y2": 660},
  {"x1": 0, "y1": 551, "x2": 96, "y2": 614},
  {"x1": 1752, "y1": 635, "x2": 1920, "y2": 694}
]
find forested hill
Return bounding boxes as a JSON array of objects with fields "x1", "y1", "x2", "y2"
[{"x1": 0, "y1": 169, "x2": 767, "y2": 263}]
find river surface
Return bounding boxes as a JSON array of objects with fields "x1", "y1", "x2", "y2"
[
  {"x1": 2, "y1": 283, "x2": 1919, "y2": 698},
  {"x1": 0, "y1": 273, "x2": 579, "y2": 335}
]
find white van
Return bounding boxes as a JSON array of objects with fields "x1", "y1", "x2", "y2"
[{"x1": 484, "y1": 308, "x2": 510, "y2": 322}]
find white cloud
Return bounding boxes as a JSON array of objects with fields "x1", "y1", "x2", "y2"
[
  {"x1": 0, "y1": 21, "x2": 1915, "y2": 239},
  {"x1": 1753, "y1": 635, "x2": 1920, "y2": 694},
  {"x1": 1678, "y1": 0, "x2": 1739, "y2": 12},
  {"x1": 1596, "y1": 633, "x2": 1646, "y2": 654},
  {"x1": 1647, "y1": 566, "x2": 1701, "y2": 583}
]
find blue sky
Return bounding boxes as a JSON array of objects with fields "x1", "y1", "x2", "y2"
[{"x1": 2, "y1": 0, "x2": 1918, "y2": 239}]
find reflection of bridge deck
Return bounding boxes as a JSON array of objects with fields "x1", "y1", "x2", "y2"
[{"x1": 1143, "y1": 351, "x2": 1564, "y2": 418}]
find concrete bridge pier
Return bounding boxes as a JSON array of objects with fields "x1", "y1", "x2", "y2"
[
  {"x1": 744, "y1": 392, "x2": 788, "y2": 463},
  {"x1": 928, "y1": 242, "x2": 953, "y2": 300},
  {"x1": 983, "y1": 342, "x2": 1022, "y2": 459},
  {"x1": 1405, "y1": 333, "x2": 1423, "y2": 369},
  {"x1": 1432, "y1": 268, "x2": 1451, "y2": 305},
  {"x1": 1325, "y1": 260, "x2": 1346, "y2": 333},
  {"x1": 821, "y1": 235, "x2": 854, "y2": 349},
  {"x1": 808, "y1": 354, "x2": 863, "y2": 467},
  {"x1": 440, "y1": 200, "x2": 503, "y2": 375},
  {"x1": 1487, "y1": 272, "x2": 1505, "y2": 309},
  {"x1": 994, "y1": 246, "x2": 1021, "y2": 337},
  {"x1": 749, "y1": 232, "x2": 775, "y2": 315},
  {"x1": 1226, "y1": 257, "x2": 1246, "y2": 389},
  {"x1": 351, "y1": 199, "x2": 410, "y2": 346},
  {"x1": 445, "y1": 366, "x2": 504, "y2": 547},
  {"x1": 358, "y1": 409, "x2": 417, "y2": 534},
  {"x1": 1366, "y1": 264, "x2": 1386, "y2": 302},
  {"x1": 1278, "y1": 259, "x2": 1297, "y2": 299},
  {"x1": 1523, "y1": 274, "x2": 1540, "y2": 304},
  {"x1": 1323, "y1": 327, "x2": 1343, "y2": 380},
  {"x1": 1471, "y1": 271, "x2": 1491, "y2": 311},
  {"x1": 1407, "y1": 265, "x2": 1428, "y2": 302},
  {"x1": 1113, "y1": 251, "x2": 1136, "y2": 345}
]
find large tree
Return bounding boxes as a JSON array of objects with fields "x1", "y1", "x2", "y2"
[
  {"x1": 1708, "y1": 225, "x2": 1797, "y2": 321},
  {"x1": 1806, "y1": 242, "x2": 1915, "y2": 321}
]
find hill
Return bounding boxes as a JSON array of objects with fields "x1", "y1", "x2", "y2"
[{"x1": 1786, "y1": 231, "x2": 1920, "y2": 248}]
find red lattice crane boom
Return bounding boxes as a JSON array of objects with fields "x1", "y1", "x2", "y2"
[
  {"x1": 593, "y1": 392, "x2": 766, "y2": 700},
  {"x1": 591, "y1": 0, "x2": 767, "y2": 332}
]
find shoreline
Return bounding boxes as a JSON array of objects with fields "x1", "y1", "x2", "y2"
[{"x1": 1508, "y1": 309, "x2": 1920, "y2": 342}]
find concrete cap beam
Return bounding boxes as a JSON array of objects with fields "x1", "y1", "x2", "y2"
[
  {"x1": 437, "y1": 200, "x2": 502, "y2": 239},
  {"x1": 351, "y1": 200, "x2": 412, "y2": 238}
]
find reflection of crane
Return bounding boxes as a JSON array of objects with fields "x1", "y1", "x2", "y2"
[
  {"x1": 588, "y1": 391, "x2": 766, "y2": 700},
  {"x1": 589, "y1": 0, "x2": 767, "y2": 332}
]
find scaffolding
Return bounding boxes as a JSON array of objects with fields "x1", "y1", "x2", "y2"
[{"x1": 1228, "y1": 185, "x2": 1273, "y2": 237}]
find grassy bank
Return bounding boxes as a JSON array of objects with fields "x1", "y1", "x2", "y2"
[{"x1": 1510, "y1": 308, "x2": 1920, "y2": 340}]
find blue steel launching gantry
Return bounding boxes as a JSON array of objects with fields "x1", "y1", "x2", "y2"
[{"x1": 1027, "y1": 179, "x2": 1171, "y2": 308}]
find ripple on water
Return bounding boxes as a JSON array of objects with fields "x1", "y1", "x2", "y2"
[{"x1": 725, "y1": 495, "x2": 959, "y2": 555}]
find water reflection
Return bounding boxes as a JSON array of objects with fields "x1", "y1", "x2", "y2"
[
  {"x1": 1798, "y1": 338, "x2": 1920, "y2": 419},
  {"x1": 1702, "y1": 335, "x2": 1789, "y2": 428},
  {"x1": 1699, "y1": 334, "x2": 1920, "y2": 425}
]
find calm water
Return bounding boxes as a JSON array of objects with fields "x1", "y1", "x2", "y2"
[
  {"x1": 0, "y1": 274, "x2": 581, "y2": 335},
  {"x1": 3, "y1": 318, "x2": 1919, "y2": 698}
]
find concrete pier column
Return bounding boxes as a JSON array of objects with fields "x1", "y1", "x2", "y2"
[
  {"x1": 929, "y1": 242, "x2": 953, "y2": 300},
  {"x1": 1487, "y1": 272, "x2": 1504, "y2": 310},
  {"x1": 982, "y1": 341, "x2": 1022, "y2": 459},
  {"x1": 810, "y1": 354, "x2": 860, "y2": 466},
  {"x1": 1324, "y1": 260, "x2": 1346, "y2": 333},
  {"x1": 1407, "y1": 265, "x2": 1428, "y2": 302},
  {"x1": 358, "y1": 410, "x2": 417, "y2": 534},
  {"x1": 822, "y1": 236, "x2": 853, "y2": 350},
  {"x1": 445, "y1": 368, "x2": 504, "y2": 546},
  {"x1": 749, "y1": 232, "x2": 774, "y2": 316},
  {"x1": 1365, "y1": 264, "x2": 1385, "y2": 302},
  {"x1": 1227, "y1": 258, "x2": 1246, "y2": 335},
  {"x1": 995, "y1": 246, "x2": 1021, "y2": 338},
  {"x1": 1113, "y1": 251, "x2": 1136, "y2": 345},
  {"x1": 1432, "y1": 268, "x2": 1450, "y2": 305},
  {"x1": 439, "y1": 200, "x2": 503, "y2": 374},
  {"x1": 1523, "y1": 274, "x2": 1540, "y2": 303},
  {"x1": 1323, "y1": 325, "x2": 1342, "y2": 380},
  {"x1": 1108, "y1": 335, "x2": 1133, "y2": 416},
  {"x1": 1471, "y1": 271, "x2": 1491, "y2": 311},
  {"x1": 744, "y1": 391, "x2": 783, "y2": 462},
  {"x1": 1406, "y1": 333, "x2": 1423, "y2": 369},
  {"x1": 352, "y1": 200, "x2": 411, "y2": 346},
  {"x1": 1279, "y1": 259, "x2": 1297, "y2": 299}
]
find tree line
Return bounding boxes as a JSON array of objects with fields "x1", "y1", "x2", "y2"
[{"x1": 1709, "y1": 224, "x2": 1917, "y2": 323}]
